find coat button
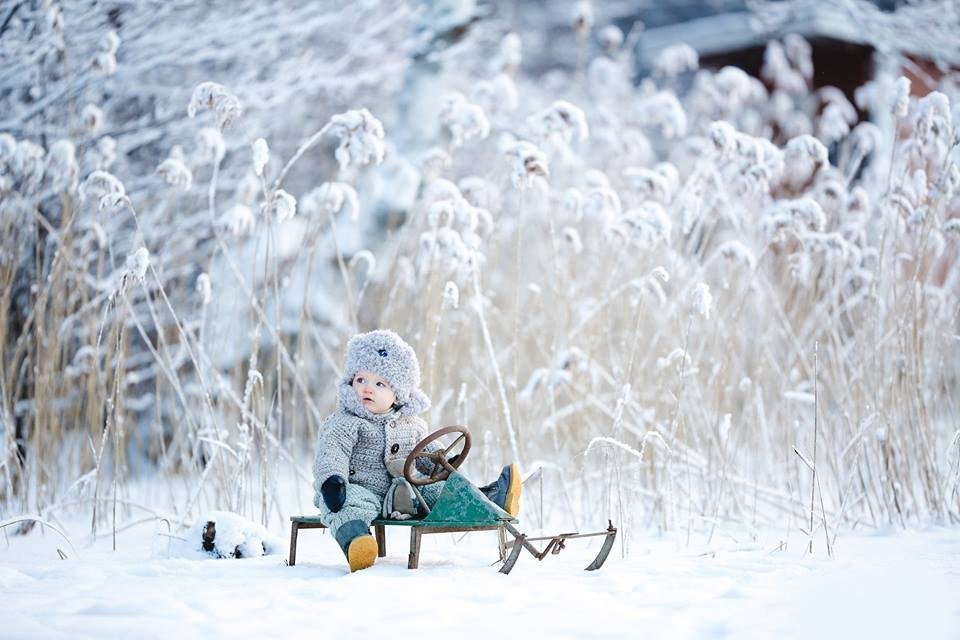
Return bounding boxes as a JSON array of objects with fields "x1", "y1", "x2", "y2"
[
  {"x1": 391, "y1": 444, "x2": 400, "y2": 454},
  {"x1": 389, "y1": 421, "x2": 396, "y2": 429},
  {"x1": 349, "y1": 469, "x2": 356, "y2": 476}
]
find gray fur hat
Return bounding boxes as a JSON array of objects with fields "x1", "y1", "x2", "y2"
[{"x1": 337, "y1": 330, "x2": 431, "y2": 418}]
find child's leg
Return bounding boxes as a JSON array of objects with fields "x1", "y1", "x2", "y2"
[{"x1": 318, "y1": 482, "x2": 382, "y2": 550}]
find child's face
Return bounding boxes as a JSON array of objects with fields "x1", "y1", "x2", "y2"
[{"x1": 351, "y1": 370, "x2": 396, "y2": 414}]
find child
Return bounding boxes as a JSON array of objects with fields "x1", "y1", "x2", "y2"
[{"x1": 312, "y1": 330, "x2": 521, "y2": 572}]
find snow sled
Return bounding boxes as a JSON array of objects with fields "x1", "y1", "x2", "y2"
[{"x1": 288, "y1": 426, "x2": 617, "y2": 573}]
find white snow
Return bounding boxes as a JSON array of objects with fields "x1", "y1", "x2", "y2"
[{"x1": 2, "y1": 516, "x2": 958, "y2": 640}]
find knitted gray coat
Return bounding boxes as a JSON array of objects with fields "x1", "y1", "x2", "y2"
[{"x1": 312, "y1": 374, "x2": 436, "y2": 506}]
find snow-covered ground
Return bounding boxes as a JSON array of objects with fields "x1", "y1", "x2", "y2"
[{"x1": 3, "y1": 517, "x2": 958, "y2": 639}]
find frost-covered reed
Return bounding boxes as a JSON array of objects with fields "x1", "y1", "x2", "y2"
[{"x1": 2, "y1": 3, "x2": 959, "y2": 552}]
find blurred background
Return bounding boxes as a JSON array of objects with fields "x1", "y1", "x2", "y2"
[{"x1": 1, "y1": 0, "x2": 958, "y2": 549}]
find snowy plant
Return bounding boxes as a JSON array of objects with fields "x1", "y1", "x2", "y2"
[
  {"x1": 781, "y1": 134, "x2": 829, "y2": 192},
  {"x1": 45, "y1": 140, "x2": 79, "y2": 193},
  {"x1": 459, "y1": 175, "x2": 502, "y2": 212},
  {"x1": 302, "y1": 182, "x2": 360, "y2": 220},
  {"x1": 623, "y1": 166, "x2": 674, "y2": 204},
  {"x1": 571, "y1": 0, "x2": 593, "y2": 35},
  {"x1": 490, "y1": 32, "x2": 522, "y2": 74},
  {"x1": 326, "y1": 108, "x2": 386, "y2": 169},
  {"x1": 471, "y1": 74, "x2": 518, "y2": 117},
  {"x1": 196, "y1": 273, "x2": 212, "y2": 306},
  {"x1": 620, "y1": 202, "x2": 672, "y2": 248},
  {"x1": 582, "y1": 184, "x2": 621, "y2": 223},
  {"x1": 442, "y1": 280, "x2": 460, "y2": 309},
  {"x1": 188, "y1": 81, "x2": 243, "y2": 131},
  {"x1": 252, "y1": 138, "x2": 269, "y2": 177},
  {"x1": 93, "y1": 136, "x2": 117, "y2": 170},
  {"x1": 562, "y1": 227, "x2": 583, "y2": 254},
  {"x1": 79, "y1": 170, "x2": 126, "y2": 209},
  {"x1": 262, "y1": 189, "x2": 297, "y2": 223},
  {"x1": 440, "y1": 92, "x2": 491, "y2": 148},
  {"x1": 115, "y1": 247, "x2": 150, "y2": 296},
  {"x1": 690, "y1": 282, "x2": 713, "y2": 319},
  {"x1": 92, "y1": 30, "x2": 120, "y2": 75},
  {"x1": 156, "y1": 155, "x2": 192, "y2": 190},
  {"x1": 597, "y1": 25, "x2": 623, "y2": 53},
  {"x1": 652, "y1": 43, "x2": 699, "y2": 78},
  {"x1": 817, "y1": 87, "x2": 858, "y2": 145},
  {"x1": 221, "y1": 204, "x2": 255, "y2": 236},
  {"x1": 761, "y1": 39, "x2": 808, "y2": 95},
  {"x1": 637, "y1": 91, "x2": 687, "y2": 138},
  {"x1": 81, "y1": 104, "x2": 104, "y2": 134},
  {"x1": 3, "y1": 0, "x2": 960, "y2": 546},
  {"x1": 528, "y1": 100, "x2": 589, "y2": 151},
  {"x1": 893, "y1": 76, "x2": 912, "y2": 117},
  {"x1": 506, "y1": 140, "x2": 549, "y2": 189}
]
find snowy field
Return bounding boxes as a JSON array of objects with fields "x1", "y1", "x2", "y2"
[{"x1": 2, "y1": 518, "x2": 959, "y2": 640}]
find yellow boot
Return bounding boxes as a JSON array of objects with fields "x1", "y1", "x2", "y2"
[
  {"x1": 347, "y1": 534, "x2": 378, "y2": 572},
  {"x1": 335, "y1": 520, "x2": 378, "y2": 572},
  {"x1": 480, "y1": 463, "x2": 522, "y2": 517},
  {"x1": 503, "y1": 463, "x2": 522, "y2": 517}
]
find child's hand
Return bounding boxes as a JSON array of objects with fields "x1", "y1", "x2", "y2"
[{"x1": 321, "y1": 475, "x2": 346, "y2": 512}]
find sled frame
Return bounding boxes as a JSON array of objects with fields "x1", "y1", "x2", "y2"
[{"x1": 497, "y1": 520, "x2": 618, "y2": 574}]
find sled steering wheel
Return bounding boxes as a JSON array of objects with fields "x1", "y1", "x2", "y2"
[{"x1": 403, "y1": 425, "x2": 471, "y2": 486}]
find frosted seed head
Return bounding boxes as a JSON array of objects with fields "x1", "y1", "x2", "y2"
[
  {"x1": 221, "y1": 204, "x2": 255, "y2": 236},
  {"x1": 690, "y1": 282, "x2": 713, "y2": 319},
  {"x1": 196, "y1": 273, "x2": 212, "y2": 306},
  {"x1": 562, "y1": 227, "x2": 583, "y2": 254},
  {"x1": 598, "y1": 25, "x2": 623, "y2": 52},
  {"x1": 349, "y1": 250, "x2": 376, "y2": 275},
  {"x1": 491, "y1": 32, "x2": 522, "y2": 74},
  {"x1": 79, "y1": 170, "x2": 125, "y2": 204},
  {"x1": 125, "y1": 247, "x2": 149, "y2": 284},
  {"x1": 156, "y1": 156, "x2": 192, "y2": 190},
  {"x1": 46, "y1": 139, "x2": 79, "y2": 193},
  {"x1": 421, "y1": 147, "x2": 452, "y2": 179},
  {"x1": 529, "y1": 100, "x2": 589, "y2": 150},
  {"x1": 440, "y1": 93, "x2": 490, "y2": 148},
  {"x1": 94, "y1": 136, "x2": 117, "y2": 170},
  {"x1": 252, "y1": 138, "x2": 269, "y2": 177},
  {"x1": 326, "y1": 108, "x2": 386, "y2": 169},
  {"x1": 81, "y1": 104, "x2": 104, "y2": 134},
  {"x1": 442, "y1": 281, "x2": 460, "y2": 310},
  {"x1": 893, "y1": 76, "x2": 911, "y2": 117},
  {"x1": 506, "y1": 140, "x2": 549, "y2": 189},
  {"x1": 652, "y1": 43, "x2": 699, "y2": 77},
  {"x1": 572, "y1": 0, "x2": 594, "y2": 35},
  {"x1": 188, "y1": 82, "x2": 242, "y2": 131},
  {"x1": 262, "y1": 189, "x2": 297, "y2": 223}
]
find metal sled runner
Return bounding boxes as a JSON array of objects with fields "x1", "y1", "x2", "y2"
[{"x1": 288, "y1": 426, "x2": 617, "y2": 573}]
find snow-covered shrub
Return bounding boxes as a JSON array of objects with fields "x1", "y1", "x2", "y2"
[{"x1": 172, "y1": 511, "x2": 284, "y2": 559}]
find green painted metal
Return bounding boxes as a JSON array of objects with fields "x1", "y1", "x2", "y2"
[
  {"x1": 290, "y1": 472, "x2": 517, "y2": 529},
  {"x1": 417, "y1": 471, "x2": 516, "y2": 526}
]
